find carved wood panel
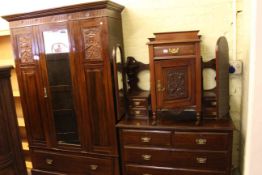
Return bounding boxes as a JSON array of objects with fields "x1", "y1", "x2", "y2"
[
  {"x1": 20, "y1": 67, "x2": 46, "y2": 145},
  {"x1": 82, "y1": 27, "x2": 102, "y2": 61},
  {"x1": 17, "y1": 34, "x2": 34, "y2": 63},
  {"x1": 155, "y1": 58, "x2": 195, "y2": 109},
  {"x1": 165, "y1": 68, "x2": 188, "y2": 100},
  {"x1": 79, "y1": 19, "x2": 104, "y2": 62},
  {"x1": 12, "y1": 27, "x2": 36, "y2": 65}
]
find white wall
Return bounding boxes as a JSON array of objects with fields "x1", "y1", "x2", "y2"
[{"x1": 243, "y1": 0, "x2": 262, "y2": 174}]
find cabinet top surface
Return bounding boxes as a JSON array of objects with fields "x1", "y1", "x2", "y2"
[
  {"x1": 2, "y1": 0, "x2": 124, "y2": 22},
  {"x1": 147, "y1": 30, "x2": 201, "y2": 45},
  {"x1": 116, "y1": 117, "x2": 234, "y2": 131}
]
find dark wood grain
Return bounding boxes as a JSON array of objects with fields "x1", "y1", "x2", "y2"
[
  {"x1": 0, "y1": 66, "x2": 27, "y2": 175},
  {"x1": 118, "y1": 118, "x2": 233, "y2": 175}
]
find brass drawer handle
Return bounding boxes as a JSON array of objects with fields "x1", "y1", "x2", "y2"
[
  {"x1": 90, "y1": 164, "x2": 98, "y2": 170},
  {"x1": 134, "y1": 101, "x2": 141, "y2": 106},
  {"x1": 169, "y1": 48, "x2": 180, "y2": 54},
  {"x1": 134, "y1": 110, "x2": 141, "y2": 115},
  {"x1": 195, "y1": 138, "x2": 207, "y2": 145},
  {"x1": 142, "y1": 154, "x2": 152, "y2": 161},
  {"x1": 141, "y1": 137, "x2": 151, "y2": 143},
  {"x1": 196, "y1": 157, "x2": 207, "y2": 164},
  {"x1": 163, "y1": 48, "x2": 180, "y2": 54},
  {"x1": 46, "y1": 158, "x2": 53, "y2": 165}
]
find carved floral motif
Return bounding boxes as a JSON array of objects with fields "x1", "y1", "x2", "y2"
[
  {"x1": 18, "y1": 35, "x2": 34, "y2": 63},
  {"x1": 166, "y1": 69, "x2": 187, "y2": 99},
  {"x1": 82, "y1": 27, "x2": 102, "y2": 61}
]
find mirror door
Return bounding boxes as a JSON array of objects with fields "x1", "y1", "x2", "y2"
[{"x1": 38, "y1": 23, "x2": 80, "y2": 147}]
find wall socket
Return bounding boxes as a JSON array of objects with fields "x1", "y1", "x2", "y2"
[{"x1": 229, "y1": 60, "x2": 242, "y2": 75}]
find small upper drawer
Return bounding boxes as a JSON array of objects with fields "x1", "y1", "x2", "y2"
[
  {"x1": 173, "y1": 132, "x2": 230, "y2": 150},
  {"x1": 154, "y1": 44, "x2": 195, "y2": 57},
  {"x1": 129, "y1": 99, "x2": 148, "y2": 108},
  {"x1": 31, "y1": 150, "x2": 113, "y2": 175},
  {"x1": 121, "y1": 129, "x2": 172, "y2": 147},
  {"x1": 128, "y1": 108, "x2": 148, "y2": 117}
]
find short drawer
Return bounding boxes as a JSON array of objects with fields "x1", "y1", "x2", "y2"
[
  {"x1": 31, "y1": 150, "x2": 113, "y2": 175},
  {"x1": 154, "y1": 44, "x2": 195, "y2": 57},
  {"x1": 129, "y1": 99, "x2": 148, "y2": 108},
  {"x1": 125, "y1": 164, "x2": 226, "y2": 175},
  {"x1": 129, "y1": 108, "x2": 148, "y2": 117},
  {"x1": 173, "y1": 132, "x2": 230, "y2": 150},
  {"x1": 121, "y1": 129, "x2": 172, "y2": 147},
  {"x1": 123, "y1": 147, "x2": 228, "y2": 171}
]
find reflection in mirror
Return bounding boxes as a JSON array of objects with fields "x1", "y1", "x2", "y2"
[
  {"x1": 43, "y1": 29, "x2": 79, "y2": 145},
  {"x1": 137, "y1": 70, "x2": 150, "y2": 91},
  {"x1": 203, "y1": 68, "x2": 216, "y2": 90},
  {"x1": 113, "y1": 46, "x2": 126, "y2": 121}
]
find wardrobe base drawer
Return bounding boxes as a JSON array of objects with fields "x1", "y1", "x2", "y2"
[
  {"x1": 125, "y1": 164, "x2": 226, "y2": 175},
  {"x1": 31, "y1": 150, "x2": 113, "y2": 175}
]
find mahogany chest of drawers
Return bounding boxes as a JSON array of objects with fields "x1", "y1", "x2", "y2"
[{"x1": 117, "y1": 118, "x2": 233, "y2": 175}]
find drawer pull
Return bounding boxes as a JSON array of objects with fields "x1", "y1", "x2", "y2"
[
  {"x1": 195, "y1": 138, "x2": 207, "y2": 145},
  {"x1": 90, "y1": 164, "x2": 98, "y2": 170},
  {"x1": 134, "y1": 101, "x2": 141, "y2": 106},
  {"x1": 46, "y1": 158, "x2": 53, "y2": 165},
  {"x1": 143, "y1": 174, "x2": 152, "y2": 175},
  {"x1": 142, "y1": 154, "x2": 152, "y2": 161},
  {"x1": 134, "y1": 110, "x2": 141, "y2": 115},
  {"x1": 141, "y1": 137, "x2": 151, "y2": 143},
  {"x1": 196, "y1": 157, "x2": 207, "y2": 164},
  {"x1": 169, "y1": 48, "x2": 180, "y2": 54}
]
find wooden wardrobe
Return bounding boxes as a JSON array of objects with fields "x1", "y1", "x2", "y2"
[
  {"x1": 3, "y1": 1, "x2": 126, "y2": 175},
  {"x1": 0, "y1": 66, "x2": 27, "y2": 175}
]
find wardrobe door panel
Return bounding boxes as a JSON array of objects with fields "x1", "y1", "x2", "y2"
[
  {"x1": 73, "y1": 18, "x2": 117, "y2": 154},
  {"x1": 12, "y1": 27, "x2": 47, "y2": 146},
  {"x1": 83, "y1": 64, "x2": 114, "y2": 153}
]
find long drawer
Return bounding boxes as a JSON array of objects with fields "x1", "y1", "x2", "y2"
[
  {"x1": 31, "y1": 150, "x2": 113, "y2": 175},
  {"x1": 125, "y1": 164, "x2": 225, "y2": 175},
  {"x1": 121, "y1": 129, "x2": 172, "y2": 147},
  {"x1": 32, "y1": 169, "x2": 66, "y2": 175},
  {"x1": 173, "y1": 132, "x2": 230, "y2": 150},
  {"x1": 123, "y1": 147, "x2": 228, "y2": 171}
]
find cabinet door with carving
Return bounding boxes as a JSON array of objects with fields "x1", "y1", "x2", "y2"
[
  {"x1": 154, "y1": 58, "x2": 196, "y2": 110},
  {"x1": 11, "y1": 27, "x2": 49, "y2": 147}
]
